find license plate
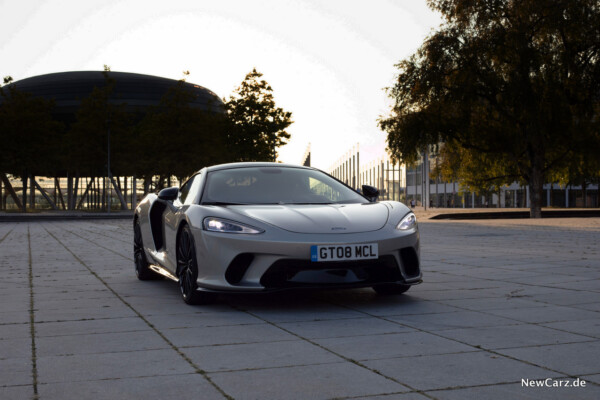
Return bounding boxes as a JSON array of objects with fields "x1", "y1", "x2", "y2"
[{"x1": 310, "y1": 243, "x2": 378, "y2": 262}]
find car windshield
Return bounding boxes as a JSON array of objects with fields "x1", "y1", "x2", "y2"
[{"x1": 202, "y1": 166, "x2": 369, "y2": 205}]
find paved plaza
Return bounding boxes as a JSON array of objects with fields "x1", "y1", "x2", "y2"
[{"x1": 0, "y1": 217, "x2": 599, "y2": 399}]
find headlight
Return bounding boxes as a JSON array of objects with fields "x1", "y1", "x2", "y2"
[
  {"x1": 203, "y1": 217, "x2": 264, "y2": 234},
  {"x1": 396, "y1": 212, "x2": 417, "y2": 230}
]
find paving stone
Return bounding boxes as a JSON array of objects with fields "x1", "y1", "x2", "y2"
[
  {"x1": 582, "y1": 374, "x2": 600, "y2": 385},
  {"x1": 484, "y1": 305, "x2": 600, "y2": 324},
  {"x1": 209, "y1": 362, "x2": 410, "y2": 400},
  {"x1": 337, "y1": 297, "x2": 464, "y2": 316},
  {"x1": 429, "y1": 381, "x2": 600, "y2": 400},
  {"x1": 0, "y1": 310, "x2": 31, "y2": 324},
  {"x1": 0, "y1": 357, "x2": 32, "y2": 386},
  {"x1": 436, "y1": 324, "x2": 592, "y2": 350},
  {"x1": 278, "y1": 316, "x2": 414, "y2": 339},
  {"x1": 313, "y1": 331, "x2": 475, "y2": 361},
  {"x1": 364, "y1": 351, "x2": 553, "y2": 391},
  {"x1": 0, "y1": 385, "x2": 35, "y2": 400},
  {"x1": 529, "y1": 291, "x2": 600, "y2": 306},
  {"x1": 0, "y1": 218, "x2": 598, "y2": 400},
  {"x1": 161, "y1": 323, "x2": 296, "y2": 348},
  {"x1": 36, "y1": 330, "x2": 168, "y2": 357},
  {"x1": 0, "y1": 322, "x2": 30, "y2": 340},
  {"x1": 497, "y1": 341, "x2": 600, "y2": 376},
  {"x1": 37, "y1": 373, "x2": 225, "y2": 400},
  {"x1": 33, "y1": 303, "x2": 137, "y2": 323},
  {"x1": 237, "y1": 302, "x2": 366, "y2": 323},
  {"x1": 36, "y1": 348, "x2": 195, "y2": 384},
  {"x1": 439, "y1": 296, "x2": 546, "y2": 311},
  {"x1": 387, "y1": 310, "x2": 518, "y2": 331},
  {"x1": 353, "y1": 393, "x2": 431, "y2": 400},
  {"x1": 144, "y1": 310, "x2": 264, "y2": 329},
  {"x1": 35, "y1": 317, "x2": 150, "y2": 337},
  {"x1": 0, "y1": 337, "x2": 31, "y2": 359},
  {"x1": 185, "y1": 339, "x2": 341, "y2": 372}
]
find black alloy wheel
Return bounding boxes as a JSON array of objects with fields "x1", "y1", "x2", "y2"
[
  {"x1": 177, "y1": 226, "x2": 215, "y2": 305},
  {"x1": 134, "y1": 220, "x2": 157, "y2": 280},
  {"x1": 372, "y1": 283, "x2": 411, "y2": 295}
]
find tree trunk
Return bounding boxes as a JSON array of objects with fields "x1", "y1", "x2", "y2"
[
  {"x1": 29, "y1": 174, "x2": 35, "y2": 210},
  {"x1": 101, "y1": 177, "x2": 106, "y2": 210},
  {"x1": 528, "y1": 164, "x2": 544, "y2": 218},
  {"x1": 132, "y1": 176, "x2": 137, "y2": 209},
  {"x1": 71, "y1": 173, "x2": 80, "y2": 210},
  {"x1": 143, "y1": 176, "x2": 151, "y2": 196},
  {"x1": 21, "y1": 174, "x2": 28, "y2": 212},
  {"x1": 67, "y1": 174, "x2": 73, "y2": 211}
]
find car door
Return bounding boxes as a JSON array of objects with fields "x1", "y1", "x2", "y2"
[{"x1": 163, "y1": 175, "x2": 197, "y2": 273}]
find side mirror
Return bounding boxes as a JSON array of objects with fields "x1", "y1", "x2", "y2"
[
  {"x1": 158, "y1": 187, "x2": 179, "y2": 201},
  {"x1": 362, "y1": 185, "x2": 379, "y2": 202}
]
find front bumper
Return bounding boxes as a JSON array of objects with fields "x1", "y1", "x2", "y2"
[{"x1": 191, "y1": 226, "x2": 421, "y2": 292}]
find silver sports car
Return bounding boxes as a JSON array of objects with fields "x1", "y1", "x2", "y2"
[{"x1": 134, "y1": 162, "x2": 421, "y2": 304}]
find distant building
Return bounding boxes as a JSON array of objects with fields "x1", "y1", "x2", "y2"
[
  {"x1": 328, "y1": 144, "x2": 599, "y2": 208},
  {"x1": 300, "y1": 143, "x2": 311, "y2": 167},
  {"x1": 2, "y1": 71, "x2": 223, "y2": 125},
  {"x1": 0, "y1": 71, "x2": 222, "y2": 211}
]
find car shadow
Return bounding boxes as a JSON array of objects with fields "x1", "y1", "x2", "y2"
[{"x1": 218, "y1": 288, "x2": 420, "y2": 312}]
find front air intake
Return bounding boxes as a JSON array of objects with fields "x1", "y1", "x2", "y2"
[
  {"x1": 225, "y1": 253, "x2": 254, "y2": 285},
  {"x1": 399, "y1": 247, "x2": 420, "y2": 278}
]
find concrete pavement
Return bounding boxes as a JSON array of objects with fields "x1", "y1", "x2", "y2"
[{"x1": 0, "y1": 218, "x2": 599, "y2": 399}]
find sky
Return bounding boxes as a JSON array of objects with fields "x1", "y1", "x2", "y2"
[{"x1": 1, "y1": 0, "x2": 442, "y2": 170}]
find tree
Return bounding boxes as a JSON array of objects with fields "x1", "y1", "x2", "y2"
[
  {"x1": 134, "y1": 79, "x2": 228, "y2": 190},
  {"x1": 0, "y1": 80, "x2": 63, "y2": 211},
  {"x1": 66, "y1": 71, "x2": 131, "y2": 177},
  {"x1": 379, "y1": 0, "x2": 600, "y2": 217},
  {"x1": 224, "y1": 68, "x2": 293, "y2": 161}
]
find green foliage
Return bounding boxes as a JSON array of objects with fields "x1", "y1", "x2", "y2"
[
  {"x1": 65, "y1": 73, "x2": 134, "y2": 177},
  {"x1": 135, "y1": 81, "x2": 228, "y2": 181},
  {"x1": 224, "y1": 68, "x2": 293, "y2": 161},
  {"x1": 0, "y1": 84, "x2": 63, "y2": 177},
  {"x1": 380, "y1": 0, "x2": 600, "y2": 217},
  {"x1": 1, "y1": 68, "x2": 294, "y2": 192}
]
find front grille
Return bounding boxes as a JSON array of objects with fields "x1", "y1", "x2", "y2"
[{"x1": 260, "y1": 255, "x2": 402, "y2": 289}]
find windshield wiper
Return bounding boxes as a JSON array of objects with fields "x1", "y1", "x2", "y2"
[
  {"x1": 201, "y1": 201, "x2": 247, "y2": 206},
  {"x1": 284, "y1": 202, "x2": 333, "y2": 205}
]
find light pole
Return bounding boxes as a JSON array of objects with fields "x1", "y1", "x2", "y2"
[{"x1": 107, "y1": 117, "x2": 111, "y2": 214}]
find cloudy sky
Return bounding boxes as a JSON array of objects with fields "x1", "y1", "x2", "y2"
[{"x1": 1, "y1": 0, "x2": 442, "y2": 170}]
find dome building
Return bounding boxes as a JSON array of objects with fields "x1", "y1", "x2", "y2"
[
  {"x1": 0, "y1": 71, "x2": 223, "y2": 212},
  {"x1": 6, "y1": 71, "x2": 222, "y2": 122}
]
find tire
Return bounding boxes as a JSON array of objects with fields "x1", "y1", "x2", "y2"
[
  {"x1": 134, "y1": 219, "x2": 158, "y2": 280},
  {"x1": 372, "y1": 283, "x2": 411, "y2": 295},
  {"x1": 177, "y1": 226, "x2": 216, "y2": 305}
]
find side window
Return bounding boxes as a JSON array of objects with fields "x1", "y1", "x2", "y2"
[
  {"x1": 179, "y1": 175, "x2": 196, "y2": 204},
  {"x1": 187, "y1": 173, "x2": 203, "y2": 204}
]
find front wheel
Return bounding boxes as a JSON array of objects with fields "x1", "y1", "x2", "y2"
[
  {"x1": 372, "y1": 283, "x2": 411, "y2": 295},
  {"x1": 177, "y1": 226, "x2": 216, "y2": 305}
]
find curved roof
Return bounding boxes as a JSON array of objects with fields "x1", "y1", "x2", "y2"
[{"x1": 4, "y1": 71, "x2": 222, "y2": 115}]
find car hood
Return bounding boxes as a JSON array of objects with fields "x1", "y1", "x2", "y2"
[{"x1": 228, "y1": 203, "x2": 389, "y2": 234}]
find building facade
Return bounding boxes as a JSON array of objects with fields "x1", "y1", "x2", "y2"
[{"x1": 328, "y1": 145, "x2": 599, "y2": 208}]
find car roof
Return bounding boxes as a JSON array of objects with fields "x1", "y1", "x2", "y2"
[{"x1": 199, "y1": 162, "x2": 315, "y2": 174}]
